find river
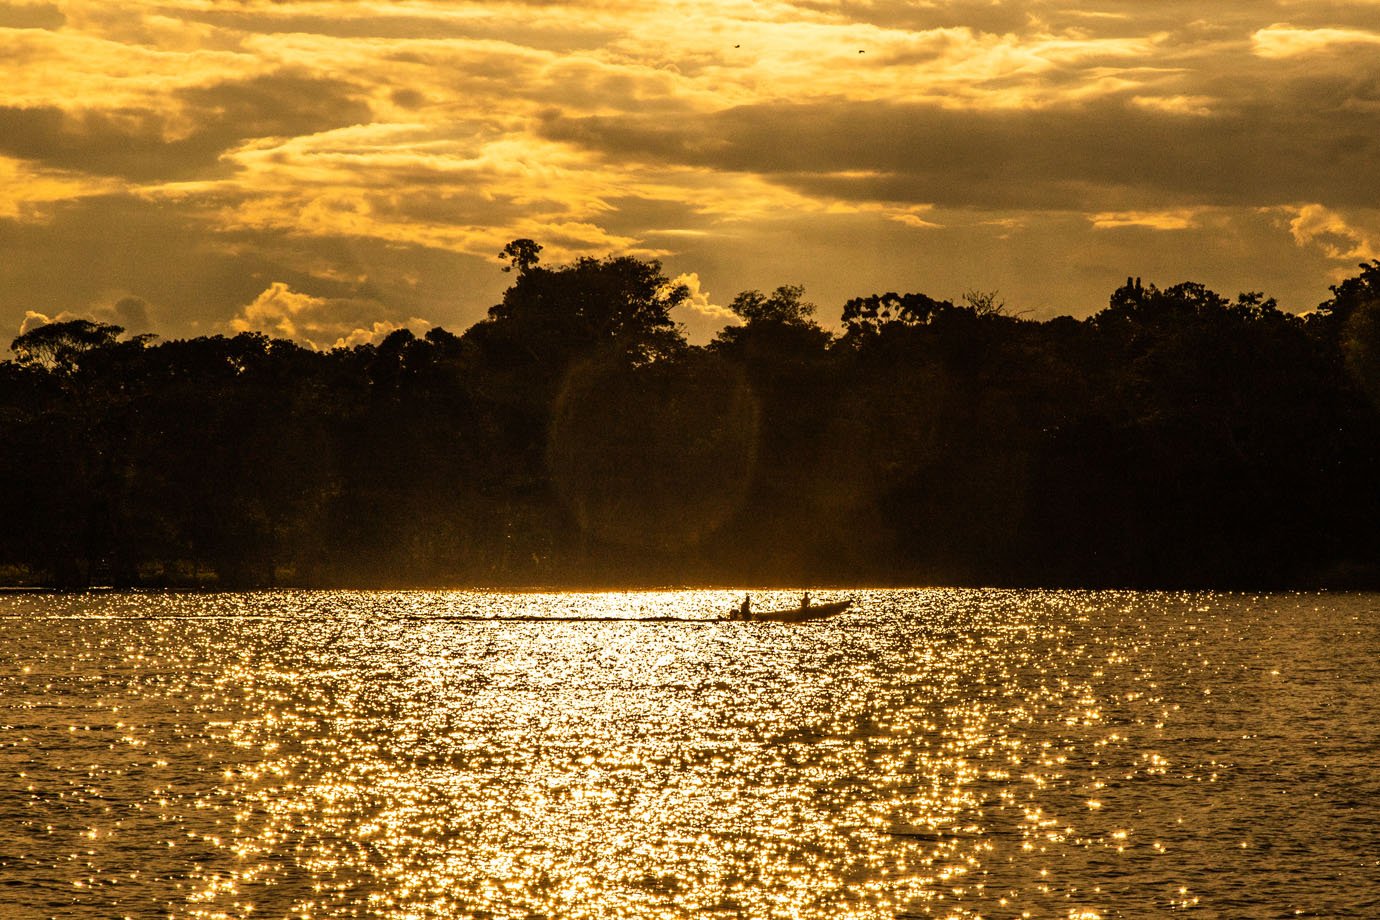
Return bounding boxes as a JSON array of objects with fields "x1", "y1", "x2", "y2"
[{"x1": 1, "y1": 589, "x2": 1377, "y2": 918}]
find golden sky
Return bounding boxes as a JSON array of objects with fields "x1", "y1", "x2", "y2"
[{"x1": 2, "y1": 0, "x2": 1378, "y2": 345}]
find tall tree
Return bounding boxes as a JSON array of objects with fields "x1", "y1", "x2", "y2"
[{"x1": 11, "y1": 319, "x2": 127, "y2": 372}]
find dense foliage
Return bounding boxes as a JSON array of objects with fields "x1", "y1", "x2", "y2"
[{"x1": 3, "y1": 250, "x2": 1378, "y2": 589}]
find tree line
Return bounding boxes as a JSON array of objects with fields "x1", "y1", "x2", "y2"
[{"x1": 3, "y1": 243, "x2": 1378, "y2": 589}]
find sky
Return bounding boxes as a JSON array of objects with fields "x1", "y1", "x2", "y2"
[{"x1": 2, "y1": 0, "x2": 1378, "y2": 347}]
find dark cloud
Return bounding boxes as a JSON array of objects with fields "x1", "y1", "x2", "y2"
[
  {"x1": 541, "y1": 84, "x2": 1380, "y2": 211},
  {"x1": 783, "y1": 0, "x2": 1033, "y2": 35},
  {"x1": 600, "y1": 195, "x2": 715, "y2": 236},
  {"x1": 110, "y1": 295, "x2": 152, "y2": 332},
  {"x1": 0, "y1": 72, "x2": 371, "y2": 181},
  {"x1": 0, "y1": 193, "x2": 509, "y2": 342},
  {"x1": 1277, "y1": 2, "x2": 1380, "y2": 31},
  {"x1": 0, "y1": 106, "x2": 228, "y2": 181},
  {"x1": 0, "y1": 2, "x2": 63, "y2": 29},
  {"x1": 4, "y1": 0, "x2": 1375, "y2": 340},
  {"x1": 781, "y1": 0, "x2": 1274, "y2": 41},
  {"x1": 363, "y1": 188, "x2": 536, "y2": 228},
  {"x1": 176, "y1": 72, "x2": 373, "y2": 142},
  {"x1": 390, "y1": 88, "x2": 428, "y2": 110},
  {"x1": 177, "y1": 7, "x2": 618, "y2": 52}
]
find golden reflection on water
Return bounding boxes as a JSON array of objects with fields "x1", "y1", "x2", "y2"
[{"x1": 2, "y1": 590, "x2": 1379, "y2": 918}]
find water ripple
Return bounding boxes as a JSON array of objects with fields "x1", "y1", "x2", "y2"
[{"x1": 1, "y1": 589, "x2": 1377, "y2": 918}]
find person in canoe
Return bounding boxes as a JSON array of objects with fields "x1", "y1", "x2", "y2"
[
  {"x1": 739, "y1": 594, "x2": 752, "y2": 620},
  {"x1": 801, "y1": 591, "x2": 811, "y2": 609}
]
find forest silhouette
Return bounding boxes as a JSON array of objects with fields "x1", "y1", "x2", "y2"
[{"x1": 3, "y1": 243, "x2": 1378, "y2": 590}]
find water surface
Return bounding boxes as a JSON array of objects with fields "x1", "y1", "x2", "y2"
[{"x1": 1, "y1": 590, "x2": 1377, "y2": 918}]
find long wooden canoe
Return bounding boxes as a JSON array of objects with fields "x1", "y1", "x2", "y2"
[{"x1": 733, "y1": 599, "x2": 851, "y2": 623}]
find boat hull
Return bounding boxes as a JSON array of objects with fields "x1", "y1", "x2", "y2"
[{"x1": 740, "y1": 600, "x2": 850, "y2": 622}]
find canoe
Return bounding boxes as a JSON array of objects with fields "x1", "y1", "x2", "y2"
[{"x1": 732, "y1": 600, "x2": 851, "y2": 623}]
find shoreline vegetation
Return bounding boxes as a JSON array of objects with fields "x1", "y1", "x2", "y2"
[{"x1": 4, "y1": 242, "x2": 1378, "y2": 591}]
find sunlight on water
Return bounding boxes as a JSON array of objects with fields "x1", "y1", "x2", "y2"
[{"x1": 2, "y1": 590, "x2": 1378, "y2": 918}]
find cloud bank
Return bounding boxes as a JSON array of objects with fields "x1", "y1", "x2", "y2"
[{"x1": 2, "y1": 0, "x2": 1378, "y2": 344}]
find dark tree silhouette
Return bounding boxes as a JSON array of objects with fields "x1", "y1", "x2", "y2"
[
  {"x1": 1, "y1": 252, "x2": 1378, "y2": 589},
  {"x1": 500, "y1": 238, "x2": 543, "y2": 275},
  {"x1": 11, "y1": 319, "x2": 128, "y2": 371}
]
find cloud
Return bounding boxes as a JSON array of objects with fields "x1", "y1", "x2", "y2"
[
  {"x1": 174, "y1": 2, "x2": 622, "y2": 52},
  {"x1": 0, "y1": 2, "x2": 63, "y2": 30},
  {"x1": 12, "y1": 295, "x2": 153, "y2": 341},
  {"x1": 0, "y1": 105, "x2": 219, "y2": 182},
  {"x1": 18, "y1": 309, "x2": 65, "y2": 337},
  {"x1": 0, "y1": 190, "x2": 508, "y2": 342},
  {"x1": 0, "y1": 155, "x2": 121, "y2": 219},
  {"x1": 3, "y1": 0, "x2": 1380, "y2": 340},
  {"x1": 1091, "y1": 209, "x2": 1201, "y2": 231},
  {"x1": 884, "y1": 208, "x2": 942, "y2": 229},
  {"x1": 109, "y1": 295, "x2": 152, "y2": 332},
  {"x1": 228, "y1": 282, "x2": 326, "y2": 341},
  {"x1": 667, "y1": 271, "x2": 737, "y2": 344},
  {"x1": 541, "y1": 93, "x2": 1380, "y2": 211},
  {"x1": 176, "y1": 71, "x2": 373, "y2": 144},
  {"x1": 1252, "y1": 24, "x2": 1380, "y2": 59},
  {"x1": 331, "y1": 318, "x2": 434, "y2": 349},
  {"x1": 228, "y1": 281, "x2": 433, "y2": 349},
  {"x1": 0, "y1": 71, "x2": 371, "y2": 181},
  {"x1": 1130, "y1": 95, "x2": 1215, "y2": 117},
  {"x1": 1284, "y1": 204, "x2": 1379, "y2": 262}
]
